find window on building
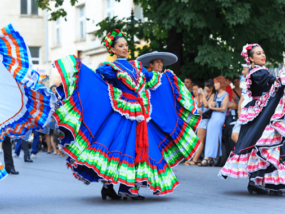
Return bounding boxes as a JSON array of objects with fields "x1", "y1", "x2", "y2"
[
  {"x1": 31, "y1": 0, "x2": 38, "y2": 14},
  {"x1": 106, "y1": 0, "x2": 114, "y2": 18},
  {"x1": 21, "y1": 0, "x2": 28, "y2": 14},
  {"x1": 29, "y1": 47, "x2": 40, "y2": 65},
  {"x1": 21, "y1": 0, "x2": 38, "y2": 15},
  {"x1": 55, "y1": 18, "x2": 61, "y2": 46},
  {"x1": 78, "y1": 6, "x2": 86, "y2": 40}
]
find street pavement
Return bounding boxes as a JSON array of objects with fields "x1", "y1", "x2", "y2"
[{"x1": 1, "y1": 151, "x2": 285, "y2": 214}]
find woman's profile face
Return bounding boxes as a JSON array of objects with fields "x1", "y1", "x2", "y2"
[
  {"x1": 214, "y1": 82, "x2": 220, "y2": 91},
  {"x1": 111, "y1": 38, "x2": 128, "y2": 58},
  {"x1": 193, "y1": 85, "x2": 199, "y2": 97},
  {"x1": 249, "y1": 47, "x2": 266, "y2": 66},
  {"x1": 205, "y1": 86, "x2": 212, "y2": 94}
]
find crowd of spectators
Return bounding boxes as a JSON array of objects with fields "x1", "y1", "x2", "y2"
[{"x1": 184, "y1": 74, "x2": 243, "y2": 166}]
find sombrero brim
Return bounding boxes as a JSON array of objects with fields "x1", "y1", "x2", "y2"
[{"x1": 136, "y1": 52, "x2": 178, "y2": 66}]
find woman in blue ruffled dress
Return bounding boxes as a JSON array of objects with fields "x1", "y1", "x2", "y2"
[{"x1": 52, "y1": 29, "x2": 201, "y2": 200}]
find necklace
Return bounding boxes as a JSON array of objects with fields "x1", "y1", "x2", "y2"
[{"x1": 114, "y1": 60, "x2": 138, "y2": 82}]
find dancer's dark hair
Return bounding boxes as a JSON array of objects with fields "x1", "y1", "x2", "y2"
[
  {"x1": 111, "y1": 35, "x2": 124, "y2": 48},
  {"x1": 205, "y1": 79, "x2": 216, "y2": 93},
  {"x1": 247, "y1": 45, "x2": 259, "y2": 63}
]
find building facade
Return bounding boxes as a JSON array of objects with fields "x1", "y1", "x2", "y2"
[
  {"x1": 48, "y1": 0, "x2": 142, "y2": 86},
  {"x1": 0, "y1": 0, "x2": 143, "y2": 86}
]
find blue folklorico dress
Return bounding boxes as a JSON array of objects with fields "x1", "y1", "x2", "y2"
[
  {"x1": 0, "y1": 25, "x2": 56, "y2": 141},
  {"x1": 53, "y1": 55, "x2": 201, "y2": 195},
  {"x1": 219, "y1": 65, "x2": 285, "y2": 190}
]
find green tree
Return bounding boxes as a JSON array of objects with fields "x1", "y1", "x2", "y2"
[
  {"x1": 37, "y1": 0, "x2": 78, "y2": 21},
  {"x1": 37, "y1": 0, "x2": 285, "y2": 82},
  {"x1": 132, "y1": 0, "x2": 285, "y2": 80}
]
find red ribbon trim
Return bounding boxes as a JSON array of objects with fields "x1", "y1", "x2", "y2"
[{"x1": 123, "y1": 92, "x2": 149, "y2": 164}]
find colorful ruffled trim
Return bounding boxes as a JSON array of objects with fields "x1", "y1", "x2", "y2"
[
  {"x1": 53, "y1": 55, "x2": 180, "y2": 195},
  {"x1": 244, "y1": 66, "x2": 268, "y2": 98},
  {"x1": 164, "y1": 69, "x2": 201, "y2": 131},
  {"x1": 159, "y1": 116, "x2": 201, "y2": 168},
  {"x1": 146, "y1": 71, "x2": 162, "y2": 90},
  {"x1": 58, "y1": 92, "x2": 180, "y2": 195},
  {"x1": 164, "y1": 69, "x2": 196, "y2": 114},
  {"x1": 0, "y1": 24, "x2": 56, "y2": 140},
  {"x1": 108, "y1": 84, "x2": 152, "y2": 122},
  {"x1": 0, "y1": 162, "x2": 8, "y2": 180},
  {"x1": 154, "y1": 71, "x2": 201, "y2": 167},
  {"x1": 101, "y1": 61, "x2": 146, "y2": 93},
  {"x1": 53, "y1": 55, "x2": 81, "y2": 99},
  {"x1": 0, "y1": 24, "x2": 38, "y2": 88},
  {"x1": 53, "y1": 55, "x2": 82, "y2": 138},
  {"x1": 219, "y1": 69, "x2": 285, "y2": 187},
  {"x1": 239, "y1": 72, "x2": 280, "y2": 124}
]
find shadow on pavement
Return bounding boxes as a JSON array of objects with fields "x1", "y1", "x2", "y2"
[
  {"x1": 221, "y1": 190, "x2": 285, "y2": 199},
  {"x1": 79, "y1": 196, "x2": 171, "y2": 204}
]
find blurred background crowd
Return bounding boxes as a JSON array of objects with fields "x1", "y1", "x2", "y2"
[{"x1": 183, "y1": 69, "x2": 247, "y2": 167}]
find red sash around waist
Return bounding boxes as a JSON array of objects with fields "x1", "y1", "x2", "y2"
[{"x1": 123, "y1": 92, "x2": 149, "y2": 164}]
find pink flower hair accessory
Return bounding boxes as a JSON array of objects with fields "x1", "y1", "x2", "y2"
[{"x1": 241, "y1": 43, "x2": 260, "y2": 65}]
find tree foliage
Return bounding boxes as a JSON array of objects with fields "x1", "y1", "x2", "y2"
[
  {"x1": 36, "y1": 0, "x2": 78, "y2": 21},
  {"x1": 37, "y1": 0, "x2": 285, "y2": 82}
]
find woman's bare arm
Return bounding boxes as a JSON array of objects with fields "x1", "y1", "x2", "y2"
[{"x1": 209, "y1": 94, "x2": 229, "y2": 113}]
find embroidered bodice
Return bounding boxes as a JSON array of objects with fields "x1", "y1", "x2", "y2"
[
  {"x1": 95, "y1": 58, "x2": 162, "y2": 123},
  {"x1": 245, "y1": 65, "x2": 276, "y2": 97},
  {"x1": 96, "y1": 58, "x2": 153, "y2": 96}
]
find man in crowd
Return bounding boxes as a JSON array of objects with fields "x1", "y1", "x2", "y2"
[
  {"x1": 184, "y1": 77, "x2": 194, "y2": 97},
  {"x1": 149, "y1": 58, "x2": 164, "y2": 73},
  {"x1": 231, "y1": 64, "x2": 252, "y2": 142},
  {"x1": 232, "y1": 77, "x2": 242, "y2": 99},
  {"x1": 225, "y1": 77, "x2": 233, "y2": 102},
  {"x1": 137, "y1": 50, "x2": 200, "y2": 119},
  {"x1": 13, "y1": 130, "x2": 33, "y2": 162},
  {"x1": 136, "y1": 51, "x2": 196, "y2": 97},
  {"x1": 229, "y1": 77, "x2": 242, "y2": 121},
  {"x1": 30, "y1": 131, "x2": 40, "y2": 158}
]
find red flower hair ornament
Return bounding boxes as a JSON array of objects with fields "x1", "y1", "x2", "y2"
[
  {"x1": 103, "y1": 29, "x2": 127, "y2": 56},
  {"x1": 241, "y1": 43, "x2": 261, "y2": 65}
]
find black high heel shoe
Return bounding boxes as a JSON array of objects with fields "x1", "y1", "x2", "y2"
[
  {"x1": 101, "y1": 184, "x2": 122, "y2": 200},
  {"x1": 247, "y1": 182, "x2": 268, "y2": 195}
]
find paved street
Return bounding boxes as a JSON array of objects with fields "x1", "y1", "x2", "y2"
[{"x1": 1, "y1": 151, "x2": 284, "y2": 214}]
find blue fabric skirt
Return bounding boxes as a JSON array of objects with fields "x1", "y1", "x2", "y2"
[{"x1": 53, "y1": 56, "x2": 201, "y2": 195}]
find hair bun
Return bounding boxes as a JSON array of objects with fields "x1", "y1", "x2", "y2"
[{"x1": 241, "y1": 43, "x2": 260, "y2": 65}]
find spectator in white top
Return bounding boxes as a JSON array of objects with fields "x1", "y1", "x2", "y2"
[{"x1": 231, "y1": 64, "x2": 252, "y2": 142}]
